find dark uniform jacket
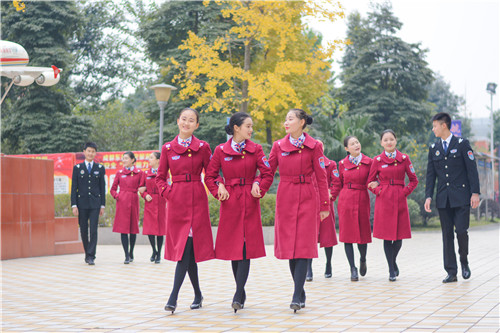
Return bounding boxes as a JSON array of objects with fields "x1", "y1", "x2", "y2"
[
  {"x1": 425, "y1": 135, "x2": 480, "y2": 209},
  {"x1": 71, "y1": 162, "x2": 106, "y2": 209}
]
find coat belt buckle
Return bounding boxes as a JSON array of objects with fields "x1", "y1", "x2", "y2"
[
  {"x1": 348, "y1": 183, "x2": 352, "y2": 189},
  {"x1": 299, "y1": 175, "x2": 305, "y2": 183},
  {"x1": 185, "y1": 174, "x2": 191, "y2": 182},
  {"x1": 239, "y1": 178, "x2": 245, "y2": 186}
]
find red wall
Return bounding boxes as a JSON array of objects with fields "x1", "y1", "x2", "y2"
[{"x1": 1, "y1": 156, "x2": 82, "y2": 260}]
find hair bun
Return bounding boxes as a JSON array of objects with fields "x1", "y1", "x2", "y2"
[
  {"x1": 225, "y1": 124, "x2": 233, "y2": 135},
  {"x1": 306, "y1": 116, "x2": 313, "y2": 125}
]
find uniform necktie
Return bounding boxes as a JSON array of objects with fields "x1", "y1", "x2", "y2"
[
  {"x1": 87, "y1": 163, "x2": 92, "y2": 174},
  {"x1": 291, "y1": 136, "x2": 305, "y2": 148},
  {"x1": 443, "y1": 141, "x2": 448, "y2": 153},
  {"x1": 152, "y1": 168, "x2": 157, "y2": 174},
  {"x1": 180, "y1": 138, "x2": 192, "y2": 147},
  {"x1": 349, "y1": 155, "x2": 360, "y2": 165},
  {"x1": 385, "y1": 151, "x2": 396, "y2": 159},
  {"x1": 235, "y1": 141, "x2": 246, "y2": 153}
]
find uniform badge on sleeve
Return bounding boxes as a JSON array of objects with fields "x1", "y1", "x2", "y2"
[
  {"x1": 467, "y1": 151, "x2": 474, "y2": 160},
  {"x1": 262, "y1": 156, "x2": 270, "y2": 168},
  {"x1": 318, "y1": 156, "x2": 325, "y2": 168},
  {"x1": 333, "y1": 169, "x2": 339, "y2": 178},
  {"x1": 410, "y1": 164, "x2": 415, "y2": 173},
  {"x1": 435, "y1": 151, "x2": 440, "y2": 156},
  {"x1": 224, "y1": 157, "x2": 233, "y2": 161}
]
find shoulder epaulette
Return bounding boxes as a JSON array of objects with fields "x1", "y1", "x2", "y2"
[
  {"x1": 99, "y1": 164, "x2": 102, "y2": 168},
  {"x1": 431, "y1": 143, "x2": 435, "y2": 148},
  {"x1": 376, "y1": 156, "x2": 381, "y2": 161},
  {"x1": 76, "y1": 164, "x2": 80, "y2": 168},
  {"x1": 403, "y1": 155, "x2": 406, "y2": 159},
  {"x1": 340, "y1": 160, "x2": 344, "y2": 164},
  {"x1": 459, "y1": 138, "x2": 463, "y2": 143}
]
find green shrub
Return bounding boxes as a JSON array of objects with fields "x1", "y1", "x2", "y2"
[
  {"x1": 408, "y1": 198, "x2": 422, "y2": 226},
  {"x1": 56, "y1": 193, "x2": 277, "y2": 227}
]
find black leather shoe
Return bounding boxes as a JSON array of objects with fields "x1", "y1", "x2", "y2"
[
  {"x1": 232, "y1": 301, "x2": 243, "y2": 313},
  {"x1": 88, "y1": 258, "x2": 95, "y2": 265},
  {"x1": 124, "y1": 256, "x2": 130, "y2": 264},
  {"x1": 351, "y1": 267, "x2": 359, "y2": 281},
  {"x1": 394, "y1": 262, "x2": 399, "y2": 277},
  {"x1": 150, "y1": 251, "x2": 156, "y2": 262},
  {"x1": 461, "y1": 264, "x2": 471, "y2": 279},
  {"x1": 306, "y1": 271, "x2": 313, "y2": 282},
  {"x1": 360, "y1": 260, "x2": 367, "y2": 276},
  {"x1": 191, "y1": 296, "x2": 203, "y2": 309},
  {"x1": 290, "y1": 302, "x2": 301, "y2": 313},
  {"x1": 85, "y1": 256, "x2": 89, "y2": 264},
  {"x1": 324, "y1": 264, "x2": 332, "y2": 278},
  {"x1": 442, "y1": 275, "x2": 458, "y2": 283},
  {"x1": 164, "y1": 302, "x2": 176, "y2": 314}
]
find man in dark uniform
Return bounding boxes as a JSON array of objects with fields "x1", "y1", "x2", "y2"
[
  {"x1": 424, "y1": 112, "x2": 480, "y2": 283},
  {"x1": 71, "y1": 142, "x2": 106, "y2": 265}
]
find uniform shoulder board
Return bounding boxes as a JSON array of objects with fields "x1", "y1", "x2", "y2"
[
  {"x1": 200, "y1": 142, "x2": 204, "y2": 146},
  {"x1": 376, "y1": 156, "x2": 381, "y2": 161},
  {"x1": 340, "y1": 160, "x2": 344, "y2": 164},
  {"x1": 278, "y1": 141, "x2": 281, "y2": 145},
  {"x1": 402, "y1": 155, "x2": 406, "y2": 159},
  {"x1": 459, "y1": 138, "x2": 463, "y2": 143},
  {"x1": 99, "y1": 164, "x2": 102, "y2": 168},
  {"x1": 165, "y1": 143, "x2": 171, "y2": 149},
  {"x1": 431, "y1": 143, "x2": 435, "y2": 148},
  {"x1": 119, "y1": 170, "x2": 122, "y2": 173},
  {"x1": 219, "y1": 144, "x2": 224, "y2": 150},
  {"x1": 76, "y1": 164, "x2": 80, "y2": 168}
]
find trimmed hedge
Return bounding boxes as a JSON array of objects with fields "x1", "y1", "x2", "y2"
[{"x1": 55, "y1": 193, "x2": 277, "y2": 227}]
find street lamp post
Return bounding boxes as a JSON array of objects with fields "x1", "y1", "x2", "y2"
[
  {"x1": 150, "y1": 84, "x2": 177, "y2": 151},
  {"x1": 486, "y1": 82, "x2": 497, "y2": 221}
]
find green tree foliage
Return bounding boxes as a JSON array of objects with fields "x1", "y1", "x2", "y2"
[
  {"x1": 339, "y1": 3, "x2": 434, "y2": 138},
  {"x1": 1, "y1": 1, "x2": 91, "y2": 153},
  {"x1": 427, "y1": 73, "x2": 471, "y2": 139},
  {"x1": 87, "y1": 100, "x2": 156, "y2": 151}
]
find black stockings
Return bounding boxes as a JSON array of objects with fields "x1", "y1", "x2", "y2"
[
  {"x1": 148, "y1": 235, "x2": 164, "y2": 255},
  {"x1": 231, "y1": 243, "x2": 250, "y2": 304},
  {"x1": 121, "y1": 233, "x2": 136, "y2": 259},
  {"x1": 383, "y1": 240, "x2": 402, "y2": 277},
  {"x1": 289, "y1": 259, "x2": 307, "y2": 303},
  {"x1": 344, "y1": 243, "x2": 368, "y2": 268}
]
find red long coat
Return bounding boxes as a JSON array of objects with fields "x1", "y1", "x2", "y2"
[
  {"x1": 140, "y1": 169, "x2": 166, "y2": 236},
  {"x1": 110, "y1": 167, "x2": 142, "y2": 234},
  {"x1": 336, "y1": 154, "x2": 373, "y2": 244},
  {"x1": 155, "y1": 136, "x2": 215, "y2": 263},
  {"x1": 269, "y1": 133, "x2": 330, "y2": 260},
  {"x1": 367, "y1": 150, "x2": 419, "y2": 241},
  {"x1": 205, "y1": 139, "x2": 274, "y2": 260},
  {"x1": 318, "y1": 157, "x2": 340, "y2": 248}
]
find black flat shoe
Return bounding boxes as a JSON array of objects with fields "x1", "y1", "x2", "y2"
[
  {"x1": 150, "y1": 252, "x2": 156, "y2": 262},
  {"x1": 290, "y1": 302, "x2": 301, "y2": 313},
  {"x1": 88, "y1": 258, "x2": 95, "y2": 265},
  {"x1": 461, "y1": 264, "x2": 471, "y2": 279},
  {"x1": 324, "y1": 264, "x2": 332, "y2": 278},
  {"x1": 394, "y1": 262, "x2": 399, "y2": 277},
  {"x1": 389, "y1": 276, "x2": 397, "y2": 282},
  {"x1": 85, "y1": 256, "x2": 90, "y2": 264},
  {"x1": 350, "y1": 267, "x2": 359, "y2": 281},
  {"x1": 359, "y1": 260, "x2": 367, "y2": 276},
  {"x1": 442, "y1": 275, "x2": 457, "y2": 283},
  {"x1": 232, "y1": 301, "x2": 243, "y2": 313},
  {"x1": 190, "y1": 296, "x2": 203, "y2": 310},
  {"x1": 164, "y1": 302, "x2": 177, "y2": 314}
]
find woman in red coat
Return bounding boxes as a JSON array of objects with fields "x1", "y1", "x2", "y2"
[
  {"x1": 156, "y1": 108, "x2": 215, "y2": 313},
  {"x1": 205, "y1": 112, "x2": 274, "y2": 313},
  {"x1": 268, "y1": 108, "x2": 330, "y2": 313},
  {"x1": 367, "y1": 129, "x2": 418, "y2": 281},
  {"x1": 110, "y1": 151, "x2": 143, "y2": 264},
  {"x1": 139, "y1": 152, "x2": 165, "y2": 264},
  {"x1": 306, "y1": 155, "x2": 340, "y2": 281},
  {"x1": 336, "y1": 136, "x2": 373, "y2": 281}
]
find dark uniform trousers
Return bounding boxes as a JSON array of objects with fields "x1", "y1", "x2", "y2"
[
  {"x1": 71, "y1": 162, "x2": 106, "y2": 260},
  {"x1": 426, "y1": 135, "x2": 480, "y2": 276}
]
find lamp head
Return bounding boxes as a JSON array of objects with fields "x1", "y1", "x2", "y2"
[
  {"x1": 150, "y1": 84, "x2": 177, "y2": 102},
  {"x1": 486, "y1": 82, "x2": 497, "y2": 95}
]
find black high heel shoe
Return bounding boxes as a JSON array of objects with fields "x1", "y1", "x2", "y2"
[
  {"x1": 350, "y1": 267, "x2": 359, "y2": 281},
  {"x1": 155, "y1": 252, "x2": 161, "y2": 264},
  {"x1": 190, "y1": 296, "x2": 203, "y2": 309},
  {"x1": 232, "y1": 301, "x2": 243, "y2": 313},
  {"x1": 324, "y1": 263, "x2": 332, "y2": 278},
  {"x1": 164, "y1": 302, "x2": 177, "y2": 314},
  {"x1": 290, "y1": 302, "x2": 301, "y2": 313},
  {"x1": 150, "y1": 251, "x2": 156, "y2": 262},
  {"x1": 129, "y1": 254, "x2": 134, "y2": 263},
  {"x1": 124, "y1": 255, "x2": 130, "y2": 265},
  {"x1": 360, "y1": 260, "x2": 367, "y2": 276},
  {"x1": 300, "y1": 290, "x2": 306, "y2": 308},
  {"x1": 394, "y1": 262, "x2": 399, "y2": 277},
  {"x1": 241, "y1": 290, "x2": 246, "y2": 309}
]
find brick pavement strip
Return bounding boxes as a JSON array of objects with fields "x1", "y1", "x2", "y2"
[{"x1": 1, "y1": 224, "x2": 499, "y2": 332}]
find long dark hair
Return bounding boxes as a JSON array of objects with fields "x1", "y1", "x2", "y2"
[
  {"x1": 152, "y1": 151, "x2": 160, "y2": 160},
  {"x1": 290, "y1": 108, "x2": 313, "y2": 129},
  {"x1": 225, "y1": 112, "x2": 251, "y2": 135}
]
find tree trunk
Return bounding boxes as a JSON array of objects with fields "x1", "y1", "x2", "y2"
[
  {"x1": 266, "y1": 120, "x2": 272, "y2": 146},
  {"x1": 240, "y1": 38, "x2": 251, "y2": 113}
]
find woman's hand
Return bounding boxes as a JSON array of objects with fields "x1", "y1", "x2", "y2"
[
  {"x1": 251, "y1": 183, "x2": 262, "y2": 198},
  {"x1": 367, "y1": 181, "x2": 379, "y2": 189},
  {"x1": 320, "y1": 210, "x2": 330, "y2": 221},
  {"x1": 328, "y1": 189, "x2": 333, "y2": 200},
  {"x1": 145, "y1": 194, "x2": 153, "y2": 202},
  {"x1": 218, "y1": 183, "x2": 230, "y2": 201}
]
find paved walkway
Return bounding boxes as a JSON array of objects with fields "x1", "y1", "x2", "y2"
[{"x1": 2, "y1": 224, "x2": 499, "y2": 332}]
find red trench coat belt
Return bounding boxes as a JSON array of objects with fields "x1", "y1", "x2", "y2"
[
  {"x1": 343, "y1": 183, "x2": 367, "y2": 190},
  {"x1": 225, "y1": 178, "x2": 255, "y2": 186},
  {"x1": 280, "y1": 175, "x2": 312, "y2": 184},
  {"x1": 119, "y1": 187, "x2": 139, "y2": 192},
  {"x1": 379, "y1": 179, "x2": 405, "y2": 186},
  {"x1": 171, "y1": 174, "x2": 202, "y2": 182}
]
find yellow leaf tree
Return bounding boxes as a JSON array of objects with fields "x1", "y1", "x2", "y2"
[{"x1": 170, "y1": 0, "x2": 347, "y2": 144}]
